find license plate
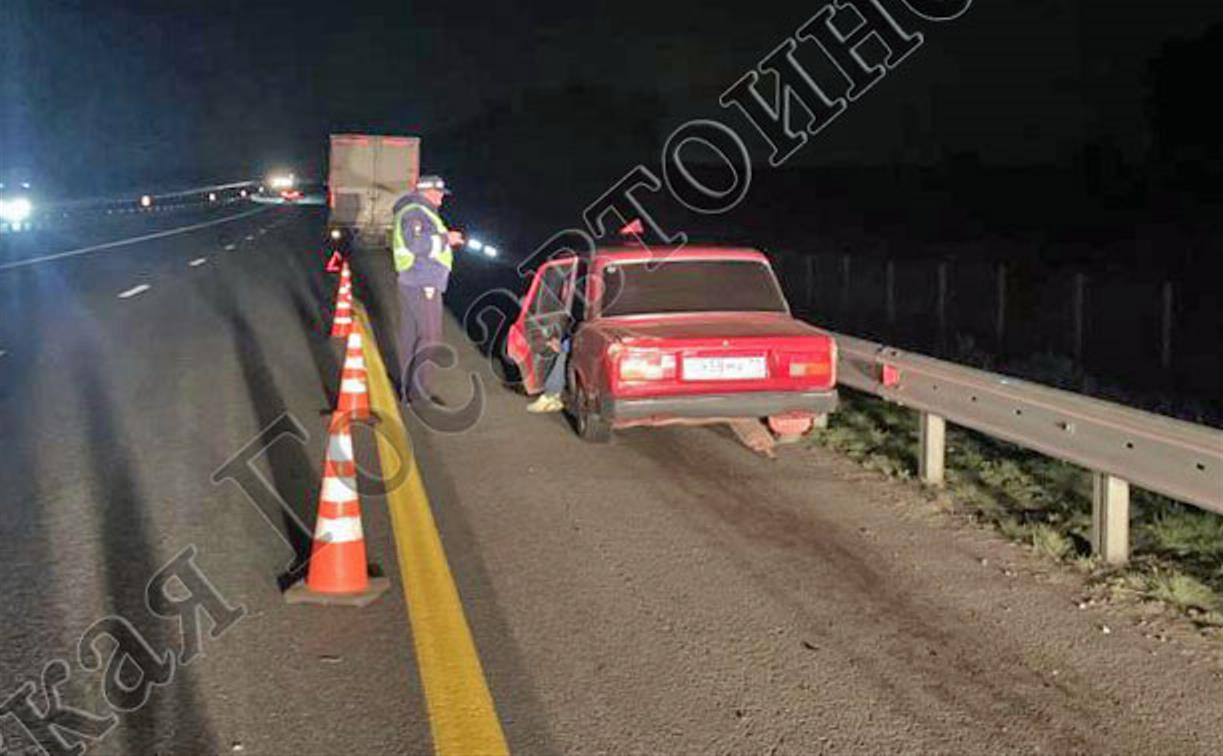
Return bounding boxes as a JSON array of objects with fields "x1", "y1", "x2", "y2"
[{"x1": 683, "y1": 356, "x2": 767, "y2": 381}]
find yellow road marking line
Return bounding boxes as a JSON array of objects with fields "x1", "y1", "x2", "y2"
[{"x1": 355, "y1": 303, "x2": 509, "y2": 756}]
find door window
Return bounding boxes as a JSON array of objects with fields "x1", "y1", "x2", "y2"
[{"x1": 531, "y1": 262, "x2": 575, "y2": 316}]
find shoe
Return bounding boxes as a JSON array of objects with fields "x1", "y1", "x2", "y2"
[{"x1": 526, "y1": 394, "x2": 563, "y2": 413}]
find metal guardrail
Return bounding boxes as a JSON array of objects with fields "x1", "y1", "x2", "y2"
[
  {"x1": 832, "y1": 331, "x2": 1223, "y2": 563},
  {"x1": 2, "y1": 180, "x2": 258, "y2": 236},
  {"x1": 49, "y1": 180, "x2": 257, "y2": 210}
]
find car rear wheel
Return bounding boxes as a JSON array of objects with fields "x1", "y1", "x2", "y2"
[{"x1": 573, "y1": 384, "x2": 611, "y2": 443}]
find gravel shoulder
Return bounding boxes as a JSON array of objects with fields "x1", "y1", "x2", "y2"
[{"x1": 407, "y1": 312, "x2": 1223, "y2": 755}]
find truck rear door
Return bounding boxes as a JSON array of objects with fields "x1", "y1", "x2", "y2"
[
  {"x1": 328, "y1": 135, "x2": 375, "y2": 228},
  {"x1": 328, "y1": 134, "x2": 420, "y2": 234},
  {"x1": 370, "y1": 136, "x2": 420, "y2": 231}
]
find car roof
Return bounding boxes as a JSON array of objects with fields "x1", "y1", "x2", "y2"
[{"x1": 593, "y1": 245, "x2": 768, "y2": 265}]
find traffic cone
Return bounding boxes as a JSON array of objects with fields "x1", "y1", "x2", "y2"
[
  {"x1": 285, "y1": 412, "x2": 389, "y2": 607},
  {"x1": 330, "y1": 282, "x2": 354, "y2": 338},
  {"x1": 337, "y1": 261, "x2": 353, "y2": 294},
  {"x1": 336, "y1": 329, "x2": 372, "y2": 421}
]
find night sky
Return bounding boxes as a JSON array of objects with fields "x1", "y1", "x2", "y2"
[{"x1": 2, "y1": 1, "x2": 1220, "y2": 198}]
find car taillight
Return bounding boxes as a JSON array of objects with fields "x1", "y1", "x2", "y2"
[
  {"x1": 618, "y1": 350, "x2": 677, "y2": 381},
  {"x1": 782, "y1": 348, "x2": 833, "y2": 380},
  {"x1": 789, "y1": 360, "x2": 831, "y2": 378}
]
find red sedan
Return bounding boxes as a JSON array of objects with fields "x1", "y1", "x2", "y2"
[{"x1": 507, "y1": 245, "x2": 838, "y2": 442}]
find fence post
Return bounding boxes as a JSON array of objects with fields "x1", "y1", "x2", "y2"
[
  {"x1": 1091, "y1": 472, "x2": 1130, "y2": 564},
  {"x1": 1161, "y1": 281, "x2": 1173, "y2": 370},
  {"x1": 995, "y1": 263, "x2": 1007, "y2": 349},
  {"x1": 918, "y1": 412, "x2": 946, "y2": 486},
  {"x1": 937, "y1": 261, "x2": 948, "y2": 352},
  {"x1": 885, "y1": 260, "x2": 896, "y2": 325},
  {"x1": 1072, "y1": 272, "x2": 1086, "y2": 366},
  {"x1": 840, "y1": 255, "x2": 851, "y2": 314},
  {"x1": 805, "y1": 255, "x2": 816, "y2": 310}
]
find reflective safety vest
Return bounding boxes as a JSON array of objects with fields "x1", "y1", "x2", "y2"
[{"x1": 392, "y1": 202, "x2": 453, "y2": 273}]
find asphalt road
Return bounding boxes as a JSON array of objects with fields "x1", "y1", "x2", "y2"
[
  {"x1": 2, "y1": 205, "x2": 1221, "y2": 754},
  {"x1": 384, "y1": 299, "x2": 1223, "y2": 755},
  {"x1": 0, "y1": 204, "x2": 427, "y2": 754}
]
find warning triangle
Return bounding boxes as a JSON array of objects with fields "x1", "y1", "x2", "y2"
[
  {"x1": 325, "y1": 251, "x2": 344, "y2": 272},
  {"x1": 618, "y1": 219, "x2": 645, "y2": 236}
]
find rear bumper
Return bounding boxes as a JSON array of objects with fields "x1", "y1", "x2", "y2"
[{"x1": 601, "y1": 389, "x2": 838, "y2": 422}]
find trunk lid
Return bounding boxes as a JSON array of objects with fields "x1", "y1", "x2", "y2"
[{"x1": 597, "y1": 313, "x2": 836, "y2": 395}]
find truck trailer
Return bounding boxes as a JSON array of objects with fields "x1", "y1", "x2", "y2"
[{"x1": 327, "y1": 134, "x2": 420, "y2": 249}]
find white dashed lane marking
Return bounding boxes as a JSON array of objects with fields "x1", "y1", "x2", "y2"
[
  {"x1": 189, "y1": 258, "x2": 207, "y2": 267},
  {"x1": 245, "y1": 235, "x2": 254, "y2": 241},
  {"x1": 0, "y1": 207, "x2": 268, "y2": 273},
  {"x1": 117, "y1": 284, "x2": 151, "y2": 299},
  {"x1": 224, "y1": 244, "x2": 236, "y2": 251}
]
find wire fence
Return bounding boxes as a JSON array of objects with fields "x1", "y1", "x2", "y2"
[{"x1": 768, "y1": 250, "x2": 1221, "y2": 427}]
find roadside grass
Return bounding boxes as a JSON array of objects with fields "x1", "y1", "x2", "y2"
[{"x1": 811, "y1": 389, "x2": 1223, "y2": 628}]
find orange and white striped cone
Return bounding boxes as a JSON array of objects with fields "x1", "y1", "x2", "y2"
[
  {"x1": 338, "y1": 262, "x2": 353, "y2": 299},
  {"x1": 336, "y1": 329, "x2": 372, "y2": 421},
  {"x1": 341, "y1": 278, "x2": 353, "y2": 309},
  {"x1": 285, "y1": 413, "x2": 389, "y2": 607},
  {"x1": 330, "y1": 283, "x2": 354, "y2": 339}
]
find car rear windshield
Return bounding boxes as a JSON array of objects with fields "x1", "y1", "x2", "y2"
[{"x1": 599, "y1": 259, "x2": 787, "y2": 317}]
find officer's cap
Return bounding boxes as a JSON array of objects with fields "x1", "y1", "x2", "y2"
[{"x1": 417, "y1": 175, "x2": 451, "y2": 195}]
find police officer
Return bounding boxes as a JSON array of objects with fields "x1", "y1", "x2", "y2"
[{"x1": 391, "y1": 175, "x2": 464, "y2": 403}]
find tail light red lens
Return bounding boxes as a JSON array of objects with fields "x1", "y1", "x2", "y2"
[
  {"x1": 780, "y1": 348, "x2": 834, "y2": 383},
  {"x1": 618, "y1": 350, "x2": 677, "y2": 382},
  {"x1": 789, "y1": 361, "x2": 831, "y2": 378}
]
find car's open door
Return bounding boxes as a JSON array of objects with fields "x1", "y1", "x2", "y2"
[{"x1": 506, "y1": 257, "x2": 579, "y2": 394}]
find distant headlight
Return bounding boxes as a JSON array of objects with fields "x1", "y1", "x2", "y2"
[
  {"x1": 466, "y1": 239, "x2": 484, "y2": 251},
  {"x1": 483, "y1": 246, "x2": 499, "y2": 259},
  {"x1": 268, "y1": 174, "x2": 295, "y2": 190},
  {"x1": 330, "y1": 229, "x2": 342, "y2": 240},
  {"x1": 0, "y1": 197, "x2": 33, "y2": 223}
]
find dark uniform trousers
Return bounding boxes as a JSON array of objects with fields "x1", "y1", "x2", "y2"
[{"x1": 397, "y1": 281, "x2": 444, "y2": 402}]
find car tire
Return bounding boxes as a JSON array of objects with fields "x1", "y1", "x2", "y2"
[
  {"x1": 493, "y1": 339, "x2": 522, "y2": 388},
  {"x1": 574, "y1": 384, "x2": 612, "y2": 443}
]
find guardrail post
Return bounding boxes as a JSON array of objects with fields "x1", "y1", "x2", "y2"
[
  {"x1": 1091, "y1": 472, "x2": 1130, "y2": 564},
  {"x1": 918, "y1": 411, "x2": 946, "y2": 486}
]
